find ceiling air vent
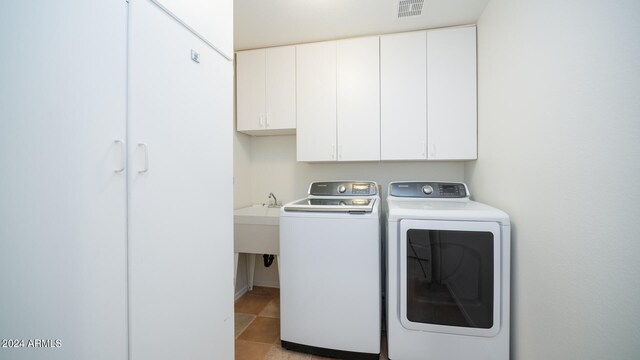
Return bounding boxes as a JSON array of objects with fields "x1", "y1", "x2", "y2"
[{"x1": 396, "y1": 0, "x2": 424, "y2": 19}]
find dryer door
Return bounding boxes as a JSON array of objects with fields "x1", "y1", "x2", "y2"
[{"x1": 399, "y1": 219, "x2": 501, "y2": 337}]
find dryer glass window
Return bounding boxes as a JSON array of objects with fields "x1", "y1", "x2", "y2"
[{"x1": 406, "y1": 229, "x2": 494, "y2": 328}]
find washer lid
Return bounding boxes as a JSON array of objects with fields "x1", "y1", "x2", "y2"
[{"x1": 284, "y1": 197, "x2": 376, "y2": 213}]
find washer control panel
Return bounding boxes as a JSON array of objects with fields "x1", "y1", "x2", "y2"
[
  {"x1": 389, "y1": 182, "x2": 468, "y2": 198},
  {"x1": 309, "y1": 181, "x2": 378, "y2": 196}
]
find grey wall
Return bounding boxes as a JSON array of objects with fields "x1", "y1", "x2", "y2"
[{"x1": 469, "y1": 0, "x2": 640, "y2": 358}]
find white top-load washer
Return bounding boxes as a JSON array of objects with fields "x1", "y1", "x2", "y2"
[
  {"x1": 386, "y1": 181, "x2": 510, "y2": 360},
  {"x1": 280, "y1": 181, "x2": 381, "y2": 360}
]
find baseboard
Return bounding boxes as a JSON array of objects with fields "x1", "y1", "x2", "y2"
[
  {"x1": 252, "y1": 280, "x2": 280, "y2": 288},
  {"x1": 234, "y1": 282, "x2": 280, "y2": 301},
  {"x1": 235, "y1": 285, "x2": 249, "y2": 301}
]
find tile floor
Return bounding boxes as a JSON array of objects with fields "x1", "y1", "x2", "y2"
[{"x1": 234, "y1": 286, "x2": 388, "y2": 360}]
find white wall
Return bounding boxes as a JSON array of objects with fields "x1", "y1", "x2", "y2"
[
  {"x1": 234, "y1": 134, "x2": 466, "y2": 288},
  {"x1": 248, "y1": 135, "x2": 465, "y2": 205},
  {"x1": 234, "y1": 131, "x2": 252, "y2": 208},
  {"x1": 469, "y1": 0, "x2": 640, "y2": 359}
]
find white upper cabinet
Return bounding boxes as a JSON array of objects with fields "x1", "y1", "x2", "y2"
[
  {"x1": 296, "y1": 41, "x2": 337, "y2": 162},
  {"x1": 266, "y1": 46, "x2": 297, "y2": 132},
  {"x1": 238, "y1": 26, "x2": 477, "y2": 162},
  {"x1": 427, "y1": 26, "x2": 477, "y2": 160},
  {"x1": 153, "y1": 0, "x2": 233, "y2": 59},
  {"x1": 296, "y1": 37, "x2": 380, "y2": 162},
  {"x1": 380, "y1": 31, "x2": 428, "y2": 160},
  {"x1": 236, "y1": 46, "x2": 296, "y2": 135},
  {"x1": 337, "y1": 36, "x2": 381, "y2": 161},
  {"x1": 381, "y1": 26, "x2": 477, "y2": 161},
  {"x1": 237, "y1": 49, "x2": 266, "y2": 133}
]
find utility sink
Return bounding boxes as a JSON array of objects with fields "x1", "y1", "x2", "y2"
[
  {"x1": 234, "y1": 204, "x2": 281, "y2": 226},
  {"x1": 233, "y1": 205, "x2": 280, "y2": 291}
]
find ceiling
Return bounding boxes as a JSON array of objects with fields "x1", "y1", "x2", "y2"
[{"x1": 234, "y1": 0, "x2": 490, "y2": 51}]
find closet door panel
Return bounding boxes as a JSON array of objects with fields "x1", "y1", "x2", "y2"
[
  {"x1": 0, "y1": 1, "x2": 128, "y2": 359},
  {"x1": 129, "y1": 1, "x2": 234, "y2": 359}
]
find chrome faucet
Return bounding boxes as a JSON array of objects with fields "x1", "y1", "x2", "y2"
[
  {"x1": 268, "y1": 192, "x2": 278, "y2": 207},
  {"x1": 262, "y1": 192, "x2": 282, "y2": 207}
]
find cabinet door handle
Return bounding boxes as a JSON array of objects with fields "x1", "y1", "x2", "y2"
[
  {"x1": 259, "y1": 115, "x2": 264, "y2": 128},
  {"x1": 114, "y1": 139, "x2": 125, "y2": 173},
  {"x1": 137, "y1": 143, "x2": 149, "y2": 173},
  {"x1": 339, "y1": 145, "x2": 343, "y2": 160},
  {"x1": 422, "y1": 142, "x2": 427, "y2": 158},
  {"x1": 265, "y1": 114, "x2": 270, "y2": 128},
  {"x1": 331, "y1": 144, "x2": 336, "y2": 160}
]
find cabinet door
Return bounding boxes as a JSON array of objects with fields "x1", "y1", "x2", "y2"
[
  {"x1": 237, "y1": 49, "x2": 266, "y2": 132},
  {"x1": 296, "y1": 41, "x2": 337, "y2": 162},
  {"x1": 0, "y1": 1, "x2": 127, "y2": 359},
  {"x1": 381, "y1": 31, "x2": 427, "y2": 160},
  {"x1": 337, "y1": 36, "x2": 381, "y2": 161},
  {"x1": 265, "y1": 46, "x2": 296, "y2": 131},
  {"x1": 129, "y1": 1, "x2": 234, "y2": 359},
  {"x1": 427, "y1": 26, "x2": 477, "y2": 160},
  {"x1": 154, "y1": 0, "x2": 233, "y2": 59}
]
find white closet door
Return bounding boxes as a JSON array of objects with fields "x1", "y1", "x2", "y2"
[
  {"x1": 296, "y1": 41, "x2": 337, "y2": 162},
  {"x1": 0, "y1": 1, "x2": 128, "y2": 360},
  {"x1": 427, "y1": 26, "x2": 477, "y2": 160},
  {"x1": 128, "y1": 1, "x2": 234, "y2": 360},
  {"x1": 337, "y1": 36, "x2": 381, "y2": 161},
  {"x1": 380, "y1": 31, "x2": 427, "y2": 160}
]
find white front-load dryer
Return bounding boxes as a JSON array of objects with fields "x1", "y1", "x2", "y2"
[{"x1": 386, "y1": 181, "x2": 510, "y2": 360}]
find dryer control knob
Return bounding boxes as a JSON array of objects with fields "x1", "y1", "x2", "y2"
[
  {"x1": 422, "y1": 185, "x2": 434, "y2": 195},
  {"x1": 338, "y1": 185, "x2": 347, "y2": 193}
]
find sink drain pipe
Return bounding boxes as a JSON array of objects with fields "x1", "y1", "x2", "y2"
[{"x1": 263, "y1": 254, "x2": 275, "y2": 267}]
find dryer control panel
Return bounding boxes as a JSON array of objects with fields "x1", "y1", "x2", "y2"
[{"x1": 389, "y1": 182, "x2": 469, "y2": 198}]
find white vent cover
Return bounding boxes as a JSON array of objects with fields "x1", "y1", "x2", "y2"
[{"x1": 396, "y1": 0, "x2": 424, "y2": 18}]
